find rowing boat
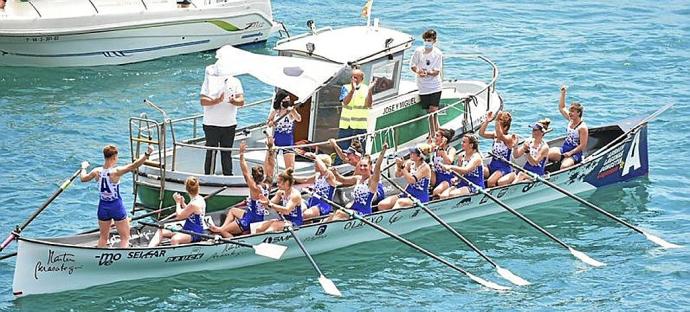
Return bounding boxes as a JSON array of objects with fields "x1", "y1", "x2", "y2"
[
  {"x1": 131, "y1": 22, "x2": 503, "y2": 213},
  {"x1": 12, "y1": 109, "x2": 656, "y2": 296}
]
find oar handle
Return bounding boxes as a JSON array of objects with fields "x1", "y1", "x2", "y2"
[{"x1": 0, "y1": 168, "x2": 81, "y2": 252}]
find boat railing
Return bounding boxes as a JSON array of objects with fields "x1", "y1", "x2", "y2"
[{"x1": 131, "y1": 52, "x2": 499, "y2": 170}]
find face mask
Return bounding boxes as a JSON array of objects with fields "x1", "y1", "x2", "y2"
[{"x1": 424, "y1": 42, "x2": 433, "y2": 49}]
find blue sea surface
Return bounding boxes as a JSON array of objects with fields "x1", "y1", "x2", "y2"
[{"x1": 0, "y1": 0, "x2": 689, "y2": 310}]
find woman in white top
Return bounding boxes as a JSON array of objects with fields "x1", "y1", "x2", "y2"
[{"x1": 548, "y1": 85, "x2": 589, "y2": 169}]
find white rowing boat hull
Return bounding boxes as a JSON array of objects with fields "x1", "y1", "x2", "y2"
[
  {"x1": 0, "y1": 0, "x2": 277, "y2": 67},
  {"x1": 12, "y1": 120, "x2": 650, "y2": 296}
]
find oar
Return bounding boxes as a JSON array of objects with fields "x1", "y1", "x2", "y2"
[
  {"x1": 378, "y1": 173, "x2": 530, "y2": 286},
  {"x1": 452, "y1": 172, "x2": 605, "y2": 267},
  {"x1": 310, "y1": 192, "x2": 510, "y2": 291},
  {"x1": 78, "y1": 186, "x2": 230, "y2": 235},
  {"x1": 490, "y1": 152, "x2": 681, "y2": 249},
  {"x1": 275, "y1": 214, "x2": 342, "y2": 297},
  {"x1": 0, "y1": 168, "x2": 82, "y2": 253},
  {"x1": 138, "y1": 221, "x2": 287, "y2": 260}
]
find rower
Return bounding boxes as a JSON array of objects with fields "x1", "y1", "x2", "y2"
[
  {"x1": 328, "y1": 137, "x2": 363, "y2": 167},
  {"x1": 326, "y1": 143, "x2": 388, "y2": 221},
  {"x1": 148, "y1": 176, "x2": 206, "y2": 246},
  {"x1": 209, "y1": 140, "x2": 275, "y2": 237},
  {"x1": 256, "y1": 168, "x2": 304, "y2": 233},
  {"x1": 297, "y1": 153, "x2": 338, "y2": 220},
  {"x1": 480, "y1": 111, "x2": 518, "y2": 187},
  {"x1": 548, "y1": 85, "x2": 588, "y2": 169},
  {"x1": 513, "y1": 119, "x2": 551, "y2": 182},
  {"x1": 440, "y1": 134, "x2": 485, "y2": 198},
  {"x1": 430, "y1": 128, "x2": 457, "y2": 198},
  {"x1": 80, "y1": 144, "x2": 153, "y2": 248},
  {"x1": 378, "y1": 143, "x2": 432, "y2": 210},
  {"x1": 267, "y1": 90, "x2": 302, "y2": 170}
]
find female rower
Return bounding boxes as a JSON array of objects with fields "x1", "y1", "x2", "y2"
[
  {"x1": 479, "y1": 111, "x2": 518, "y2": 187},
  {"x1": 267, "y1": 90, "x2": 302, "y2": 170},
  {"x1": 430, "y1": 128, "x2": 457, "y2": 198},
  {"x1": 329, "y1": 137, "x2": 363, "y2": 167},
  {"x1": 148, "y1": 176, "x2": 206, "y2": 246},
  {"x1": 378, "y1": 143, "x2": 432, "y2": 210},
  {"x1": 80, "y1": 144, "x2": 153, "y2": 248},
  {"x1": 441, "y1": 134, "x2": 485, "y2": 197},
  {"x1": 209, "y1": 140, "x2": 275, "y2": 237},
  {"x1": 256, "y1": 168, "x2": 304, "y2": 232},
  {"x1": 326, "y1": 143, "x2": 388, "y2": 221},
  {"x1": 297, "y1": 153, "x2": 338, "y2": 219},
  {"x1": 548, "y1": 85, "x2": 588, "y2": 169},
  {"x1": 514, "y1": 119, "x2": 551, "y2": 182}
]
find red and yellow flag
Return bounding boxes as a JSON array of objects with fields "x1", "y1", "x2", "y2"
[{"x1": 360, "y1": 0, "x2": 373, "y2": 18}]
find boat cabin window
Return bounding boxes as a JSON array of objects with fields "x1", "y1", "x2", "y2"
[{"x1": 367, "y1": 53, "x2": 403, "y2": 102}]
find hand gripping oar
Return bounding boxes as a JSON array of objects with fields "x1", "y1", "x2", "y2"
[
  {"x1": 310, "y1": 192, "x2": 510, "y2": 291},
  {"x1": 138, "y1": 221, "x2": 287, "y2": 260},
  {"x1": 489, "y1": 152, "x2": 681, "y2": 249},
  {"x1": 0, "y1": 168, "x2": 82, "y2": 253},
  {"x1": 275, "y1": 214, "x2": 342, "y2": 297},
  {"x1": 378, "y1": 173, "x2": 530, "y2": 286},
  {"x1": 453, "y1": 172, "x2": 605, "y2": 267}
]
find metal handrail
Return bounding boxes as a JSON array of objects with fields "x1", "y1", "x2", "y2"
[{"x1": 139, "y1": 53, "x2": 499, "y2": 154}]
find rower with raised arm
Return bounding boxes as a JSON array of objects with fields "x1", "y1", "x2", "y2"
[
  {"x1": 296, "y1": 153, "x2": 338, "y2": 219},
  {"x1": 548, "y1": 85, "x2": 588, "y2": 169},
  {"x1": 148, "y1": 177, "x2": 206, "y2": 246},
  {"x1": 378, "y1": 143, "x2": 432, "y2": 210},
  {"x1": 267, "y1": 90, "x2": 302, "y2": 170},
  {"x1": 513, "y1": 119, "x2": 551, "y2": 182},
  {"x1": 328, "y1": 137, "x2": 362, "y2": 167},
  {"x1": 480, "y1": 111, "x2": 518, "y2": 187},
  {"x1": 209, "y1": 140, "x2": 275, "y2": 237},
  {"x1": 80, "y1": 144, "x2": 153, "y2": 247},
  {"x1": 440, "y1": 134, "x2": 484, "y2": 198},
  {"x1": 326, "y1": 143, "x2": 388, "y2": 221},
  {"x1": 429, "y1": 128, "x2": 457, "y2": 198},
  {"x1": 256, "y1": 168, "x2": 303, "y2": 233}
]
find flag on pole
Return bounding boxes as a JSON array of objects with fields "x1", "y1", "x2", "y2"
[{"x1": 360, "y1": 0, "x2": 373, "y2": 18}]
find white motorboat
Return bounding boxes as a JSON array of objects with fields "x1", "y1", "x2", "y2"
[{"x1": 0, "y1": 0, "x2": 283, "y2": 67}]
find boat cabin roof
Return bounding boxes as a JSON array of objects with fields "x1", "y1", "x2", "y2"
[{"x1": 274, "y1": 25, "x2": 414, "y2": 64}]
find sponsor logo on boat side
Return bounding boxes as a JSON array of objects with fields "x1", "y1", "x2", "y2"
[
  {"x1": 344, "y1": 215, "x2": 384, "y2": 231},
  {"x1": 95, "y1": 252, "x2": 122, "y2": 266},
  {"x1": 382, "y1": 96, "x2": 418, "y2": 115},
  {"x1": 454, "y1": 197, "x2": 471, "y2": 208},
  {"x1": 522, "y1": 182, "x2": 536, "y2": 193},
  {"x1": 388, "y1": 211, "x2": 404, "y2": 224},
  {"x1": 128, "y1": 250, "x2": 167, "y2": 260},
  {"x1": 622, "y1": 131, "x2": 642, "y2": 176},
  {"x1": 34, "y1": 250, "x2": 83, "y2": 280},
  {"x1": 206, "y1": 244, "x2": 249, "y2": 262},
  {"x1": 164, "y1": 253, "x2": 204, "y2": 263},
  {"x1": 314, "y1": 225, "x2": 328, "y2": 236},
  {"x1": 410, "y1": 209, "x2": 421, "y2": 219},
  {"x1": 263, "y1": 235, "x2": 292, "y2": 244},
  {"x1": 496, "y1": 187, "x2": 509, "y2": 199},
  {"x1": 597, "y1": 144, "x2": 625, "y2": 180}
]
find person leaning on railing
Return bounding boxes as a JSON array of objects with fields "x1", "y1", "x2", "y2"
[{"x1": 336, "y1": 69, "x2": 374, "y2": 165}]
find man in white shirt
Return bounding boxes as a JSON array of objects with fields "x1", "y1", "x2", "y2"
[
  {"x1": 200, "y1": 63, "x2": 245, "y2": 175},
  {"x1": 410, "y1": 29, "x2": 443, "y2": 135}
]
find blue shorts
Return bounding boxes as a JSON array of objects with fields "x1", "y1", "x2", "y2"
[
  {"x1": 306, "y1": 197, "x2": 333, "y2": 216},
  {"x1": 182, "y1": 222, "x2": 203, "y2": 243},
  {"x1": 97, "y1": 199, "x2": 127, "y2": 222},
  {"x1": 488, "y1": 160, "x2": 512, "y2": 176},
  {"x1": 274, "y1": 132, "x2": 295, "y2": 154},
  {"x1": 236, "y1": 218, "x2": 251, "y2": 233},
  {"x1": 434, "y1": 172, "x2": 454, "y2": 187},
  {"x1": 560, "y1": 146, "x2": 583, "y2": 164}
]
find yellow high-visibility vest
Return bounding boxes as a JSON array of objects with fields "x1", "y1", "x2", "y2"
[{"x1": 339, "y1": 84, "x2": 370, "y2": 130}]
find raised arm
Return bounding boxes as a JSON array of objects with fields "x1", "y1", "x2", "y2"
[
  {"x1": 369, "y1": 143, "x2": 388, "y2": 192},
  {"x1": 328, "y1": 138, "x2": 348, "y2": 163},
  {"x1": 264, "y1": 136, "x2": 276, "y2": 184},
  {"x1": 478, "y1": 111, "x2": 496, "y2": 139},
  {"x1": 113, "y1": 145, "x2": 153, "y2": 178},
  {"x1": 79, "y1": 161, "x2": 99, "y2": 182},
  {"x1": 558, "y1": 85, "x2": 569, "y2": 120},
  {"x1": 238, "y1": 142, "x2": 259, "y2": 194},
  {"x1": 288, "y1": 106, "x2": 301, "y2": 122},
  {"x1": 494, "y1": 114, "x2": 516, "y2": 147},
  {"x1": 331, "y1": 167, "x2": 357, "y2": 186}
]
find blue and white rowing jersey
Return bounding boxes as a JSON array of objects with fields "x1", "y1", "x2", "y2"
[
  {"x1": 561, "y1": 121, "x2": 585, "y2": 163},
  {"x1": 238, "y1": 184, "x2": 269, "y2": 232},
  {"x1": 351, "y1": 179, "x2": 375, "y2": 215},
  {"x1": 488, "y1": 138, "x2": 513, "y2": 175},
  {"x1": 456, "y1": 154, "x2": 485, "y2": 190},
  {"x1": 98, "y1": 168, "x2": 121, "y2": 202},
  {"x1": 306, "y1": 173, "x2": 336, "y2": 215},
  {"x1": 97, "y1": 168, "x2": 127, "y2": 221},
  {"x1": 281, "y1": 190, "x2": 303, "y2": 226},
  {"x1": 403, "y1": 162, "x2": 430, "y2": 203},
  {"x1": 524, "y1": 139, "x2": 547, "y2": 176},
  {"x1": 432, "y1": 147, "x2": 454, "y2": 186},
  {"x1": 182, "y1": 195, "x2": 205, "y2": 242}
]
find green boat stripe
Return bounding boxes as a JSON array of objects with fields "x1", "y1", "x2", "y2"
[{"x1": 207, "y1": 20, "x2": 241, "y2": 32}]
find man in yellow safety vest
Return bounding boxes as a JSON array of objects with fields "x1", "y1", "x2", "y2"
[{"x1": 336, "y1": 69, "x2": 374, "y2": 164}]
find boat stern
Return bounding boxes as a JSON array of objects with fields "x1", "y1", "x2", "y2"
[{"x1": 583, "y1": 124, "x2": 649, "y2": 187}]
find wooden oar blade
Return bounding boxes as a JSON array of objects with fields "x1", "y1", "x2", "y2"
[
  {"x1": 496, "y1": 266, "x2": 530, "y2": 286},
  {"x1": 568, "y1": 247, "x2": 605, "y2": 267},
  {"x1": 466, "y1": 273, "x2": 510, "y2": 291},
  {"x1": 253, "y1": 243, "x2": 287, "y2": 260},
  {"x1": 318, "y1": 275, "x2": 342, "y2": 297},
  {"x1": 643, "y1": 232, "x2": 682, "y2": 249}
]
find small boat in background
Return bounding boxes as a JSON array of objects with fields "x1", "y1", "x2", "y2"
[{"x1": 0, "y1": 0, "x2": 283, "y2": 67}]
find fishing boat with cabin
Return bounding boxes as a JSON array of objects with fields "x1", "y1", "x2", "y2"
[
  {"x1": 7, "y1": 104, "x2": 680, "y2": 296},
  {"x1": 130, "y1": 21, "x2": 503, "y2": 213},
  {"x1": 0, "y1": 0, "x2": 284, "y2": 67}
]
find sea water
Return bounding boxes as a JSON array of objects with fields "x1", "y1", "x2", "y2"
[{"x1": 0, "y1": 0, "x2": 688, "y2": 310}]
